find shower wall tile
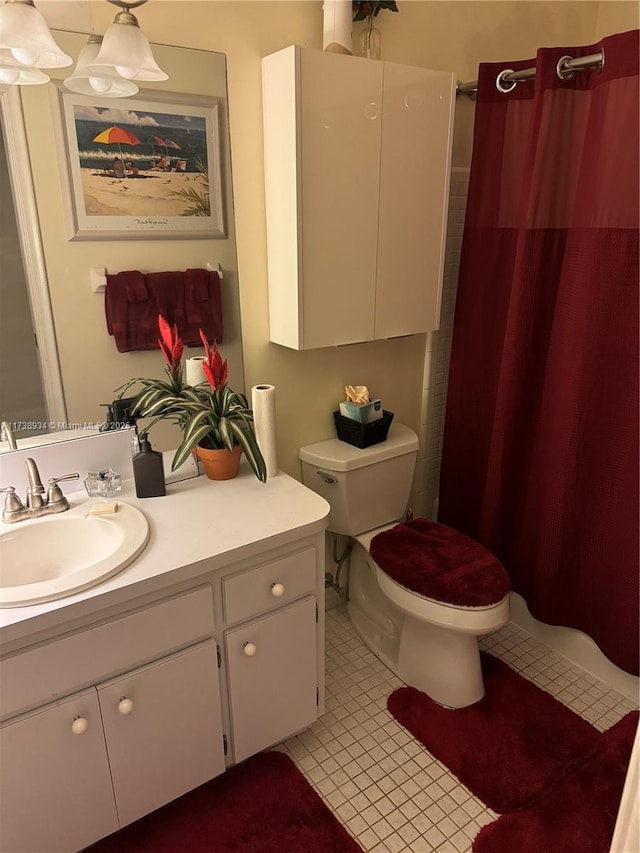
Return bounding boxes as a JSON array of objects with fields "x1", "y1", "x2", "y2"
[{"x1": 415, "y1": 167, "x2": 470, "y2": 520}]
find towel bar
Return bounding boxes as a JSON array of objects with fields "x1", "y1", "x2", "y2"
[{"x1": 92, "y1": 263, "x2": 224, "y2": 293}]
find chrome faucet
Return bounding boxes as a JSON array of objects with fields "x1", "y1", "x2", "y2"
[
  {"x1": 1, "y1": 458, "x2": 79, "y2": 524},
  {"x1": 25, "y1": 457, "x2": 46, "y2": 509},
  {"x1": 0, "y1": 422, "x2": 17, "y2": 451}
]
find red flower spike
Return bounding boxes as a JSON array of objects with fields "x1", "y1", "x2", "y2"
[
  {"x1": 200, "y1": 329, "x2": 228, "y2": 391},
  {"x1": 158, "y1": 315, "x2": 184, "y2": 374}
]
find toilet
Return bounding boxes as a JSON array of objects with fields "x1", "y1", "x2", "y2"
[{"x1": 299, "y1": 423, "x2": 510, "y2": 708}]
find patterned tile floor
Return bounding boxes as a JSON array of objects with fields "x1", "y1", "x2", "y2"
[{"x1": 277, "y1": 605, "x2": 638, "y2": 853}]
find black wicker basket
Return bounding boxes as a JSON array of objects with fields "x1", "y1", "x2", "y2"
[{"x1": 333, "y1": 410, "x2": 394, "y2": 449}]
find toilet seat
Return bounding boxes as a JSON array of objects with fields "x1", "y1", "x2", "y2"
[{"x1": 368, "y1": 518, "x2": 510, "y2": 608}]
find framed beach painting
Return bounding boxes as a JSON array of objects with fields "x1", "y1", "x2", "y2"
[{"x1": 52, "y1": 86, "x2": 225, "y2": 240}]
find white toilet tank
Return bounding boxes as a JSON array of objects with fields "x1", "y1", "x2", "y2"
[{"x1": 299, "y1": 423, "x2": 419, "y2": 536}]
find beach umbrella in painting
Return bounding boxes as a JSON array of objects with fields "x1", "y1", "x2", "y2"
[
  {"x1": 93, "y1": 125, "x2": 141, "y2": 168},
  {"x1": 148, "y1": 134, "x2": 181, "y2": 155}
]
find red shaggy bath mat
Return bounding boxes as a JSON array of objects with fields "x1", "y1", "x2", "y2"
[
  {"x1": 86, "y1": 751, "x2": 363, "y2": 853},
  {"x1": 387, "y1": 652, "x2": 603, "y2": 813},
  {"x1": 473, "y1": 711, "x2": 639, "y2": 853}
]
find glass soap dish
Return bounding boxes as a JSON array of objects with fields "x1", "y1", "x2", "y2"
[{"x1": 84, "y1": 468, "x2": 122, "y2": 499}]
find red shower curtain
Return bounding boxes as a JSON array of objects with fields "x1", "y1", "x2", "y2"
[{"x1": 439, "y1": 30, "x2": 639, "y2": 675}]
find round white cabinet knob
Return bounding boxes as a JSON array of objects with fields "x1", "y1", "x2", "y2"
[
  {"x1": 118, "y1": 697, "x2": 134, "y2": 716},
  {"x1": 71, "y1": 716, "x2": 88, "y2": 735},
  {"x1": 243, "y1": 642, "x2": 257, "y2": 657},
  {"x1": 270, "y1": 582, "x2": 285, "y2": 597}
]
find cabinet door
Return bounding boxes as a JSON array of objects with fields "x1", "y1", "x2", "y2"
[
  {"x1": 0, "y1": 689, "x2": 118, "y2": 853},
  {"x1": 299, "y1": 49, "x2": 382, "y2": 347},
  {"x1": 98, "y1": 640, "x2": 225, "y2": 828},
  {"x1": 226, "y1": 595, "x2": 317, "y2": 763},
  {"x1": 375, "y1": 62, "x2": 455, "y2": 339}
]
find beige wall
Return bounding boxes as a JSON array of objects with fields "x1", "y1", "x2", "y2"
[
  {"x1": 28, "y1": 0, "x2": 635, "y2": 478},
  {"x1": 595, "y1": 1, "x2": 639, "y2": 36}
]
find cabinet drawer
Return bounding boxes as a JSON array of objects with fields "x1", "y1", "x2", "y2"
[
  {"x1": 0, "y1": 586, "x2": 214, "y2": 721},
  {"x1": 223, "y1": 547, "x2": 316, "y2": 625}
]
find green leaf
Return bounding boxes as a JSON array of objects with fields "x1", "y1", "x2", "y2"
[{"x1": 227, "y1": 419, "x2": 267, "y2": 482}]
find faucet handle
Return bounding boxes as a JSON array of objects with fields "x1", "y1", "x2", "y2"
[
  {"x1": 0, "y1": 486, "x2": 24, "y2": 514},
  {"x1": 47, "y1": 473, "x2": 80, "y2": 505}
]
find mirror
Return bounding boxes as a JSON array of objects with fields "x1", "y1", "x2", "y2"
[{"x1": 0, "y1": 31, "x2": 244, "y2": 453}]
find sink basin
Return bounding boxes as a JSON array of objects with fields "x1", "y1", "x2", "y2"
[{"x1": 0, "y1": 501, "x2": 149, "y2": 607}]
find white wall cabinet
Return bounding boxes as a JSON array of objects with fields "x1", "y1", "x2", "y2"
[
  {"x1": 0, "y1": 536, "x2": 325, "y2": 852},
  {"x1": 262, "y1": 45, "x2": 455, "y2": 350}
]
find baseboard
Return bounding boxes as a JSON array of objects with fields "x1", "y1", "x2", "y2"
[{"x1": 509, "y1": 592, "x2": 639, "y2": 703}]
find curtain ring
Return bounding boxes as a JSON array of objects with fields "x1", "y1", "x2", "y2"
[
  {"x1": 556, "y1": 55, "x2": 576, "y2": 80},
  {"x1": 496, "y1": 69, "x2": 517, "y2": 94}
]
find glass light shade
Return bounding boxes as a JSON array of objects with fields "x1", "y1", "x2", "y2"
[
  {"x1": 0, "y1": 46, "x2": 49, "y2": 84},
  {"x1": 0, "y1": 62, "x2": 49, "y2": 84},
  {"x1": 0, "y1": 1, "x2": 72, "y2": 68},
  {"x1": 64, "y1": 37, "x2": 139, "y2": 97},
  {"x1": 87, "y1": 18, "x2": 168, "y2": 82}
]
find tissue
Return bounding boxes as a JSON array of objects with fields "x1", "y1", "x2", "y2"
[{"x1": 345, "y1": 385, "x2": 370, "y2": 404}]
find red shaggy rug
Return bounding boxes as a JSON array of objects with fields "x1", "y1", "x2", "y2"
[
  {"x1": 387, "y1": 652, "x2": 604, "y2": 813},
  {"x1": 473, "y1": 711, "x2": 639, "y2": 853},
  {"x1": 86, "y1": 751, "x2": 363, "y2": 853}
]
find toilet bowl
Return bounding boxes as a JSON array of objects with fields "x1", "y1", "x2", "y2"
[{"x1": 299, "y1": 423, "x2": 510, "y2": 709}]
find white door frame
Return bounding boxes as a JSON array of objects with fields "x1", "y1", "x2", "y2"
[{"x1": 1, "y1": 86, "x2": 66, "y2": 425}]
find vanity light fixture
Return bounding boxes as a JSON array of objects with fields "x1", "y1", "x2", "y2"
[
  {"x1": 0, "y1": 0, "x2": 72, "y2": 85},
  {"x1": 64, "y1": 34, "x2": 139, "y2": 97},
  {"x1": 86, "y1": 0, "x2": 168, "y2": 83}
]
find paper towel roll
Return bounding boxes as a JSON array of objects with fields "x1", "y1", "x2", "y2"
[
  {"x1": 252, "y1": 384, "x2": 278, "y2": 479},
  {"x1": 186, "y1": 357, "x2": 207, "y2": 386}
]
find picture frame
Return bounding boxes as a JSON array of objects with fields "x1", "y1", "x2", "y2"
[{"x1": 51, "y1": 86, "x2": 225, "y2": 241}]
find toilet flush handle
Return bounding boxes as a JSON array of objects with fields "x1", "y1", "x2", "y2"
[{"x1": 316, "y1": 469, "x2": 336, "y2": 485}]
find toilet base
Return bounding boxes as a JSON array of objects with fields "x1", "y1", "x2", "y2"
[
  {"x1": 397, "y1": 615, "x2": 484, "y2": 708},
  {"x1": 347, "y1": 542, "x2": 497, "y2": 709}
]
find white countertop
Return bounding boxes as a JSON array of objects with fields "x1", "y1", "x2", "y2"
[{"x1": 0, "y1": 462, "x2": 330, "y2": 646}]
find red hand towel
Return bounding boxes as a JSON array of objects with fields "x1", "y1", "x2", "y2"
[
  {"x1": 105, "y1": 271, "x2": 158, "y2": 352},
  {"x1": 183, "y1": 269, "x2": 223, "y2": 345},
  {"x1": 146, "y1": 271, "x2": 186, "y2": 330}
]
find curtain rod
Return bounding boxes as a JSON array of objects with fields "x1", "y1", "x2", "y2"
[{"x1": 456, "y1": 50, "x2": 604, "y2": 96}]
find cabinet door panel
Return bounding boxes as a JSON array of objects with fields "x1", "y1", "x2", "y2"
[
  {"x1": 300, "y1": 50, "x2": 382, "y2": 347},
  {"x1": 375, "y1": 63, "x2": 455, "y2": 339},
  {"x1": 0, "y1": 689, "x2": 117, "y2": 853},
  {"x1": 98, "y1": 640, "x2": 225, "y2": 828},
  {"x1": 226, "y1": 596, "x2": 317, "y2": 763}
]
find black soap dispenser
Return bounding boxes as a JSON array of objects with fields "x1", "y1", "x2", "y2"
[{"x1": 133, "y1": 433, "x2": 166, "y2": 498}]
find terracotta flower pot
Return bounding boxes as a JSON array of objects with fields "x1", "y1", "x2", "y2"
[{"x1": 196, "y1": 444, "x2": 242, "y2": 480}]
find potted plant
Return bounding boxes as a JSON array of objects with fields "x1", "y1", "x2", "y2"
[{"x1": 119, "y1": 316, "x2": 266, "y2": 482}]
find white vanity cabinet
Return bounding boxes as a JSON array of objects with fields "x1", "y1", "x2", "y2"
[
  {"x1": 0, "y1": 641, "x2": 225, "y2": 853},
  {"x1": 0, "y1": 589, "x2": 226, "y2": 853},
  {"x1": 0, "y1": 471, "x2": 329, "y2": 853},
  {"x1": 262, "y1": 45, "x2": 456, "y2": 350},
  {"x1": 223, "y1": 545, "x2": 319, "y2": 762}
]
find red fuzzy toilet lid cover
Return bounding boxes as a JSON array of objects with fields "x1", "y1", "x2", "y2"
[{"x1": 369, "y1": 518, "x2": 510, "y2": 607}]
